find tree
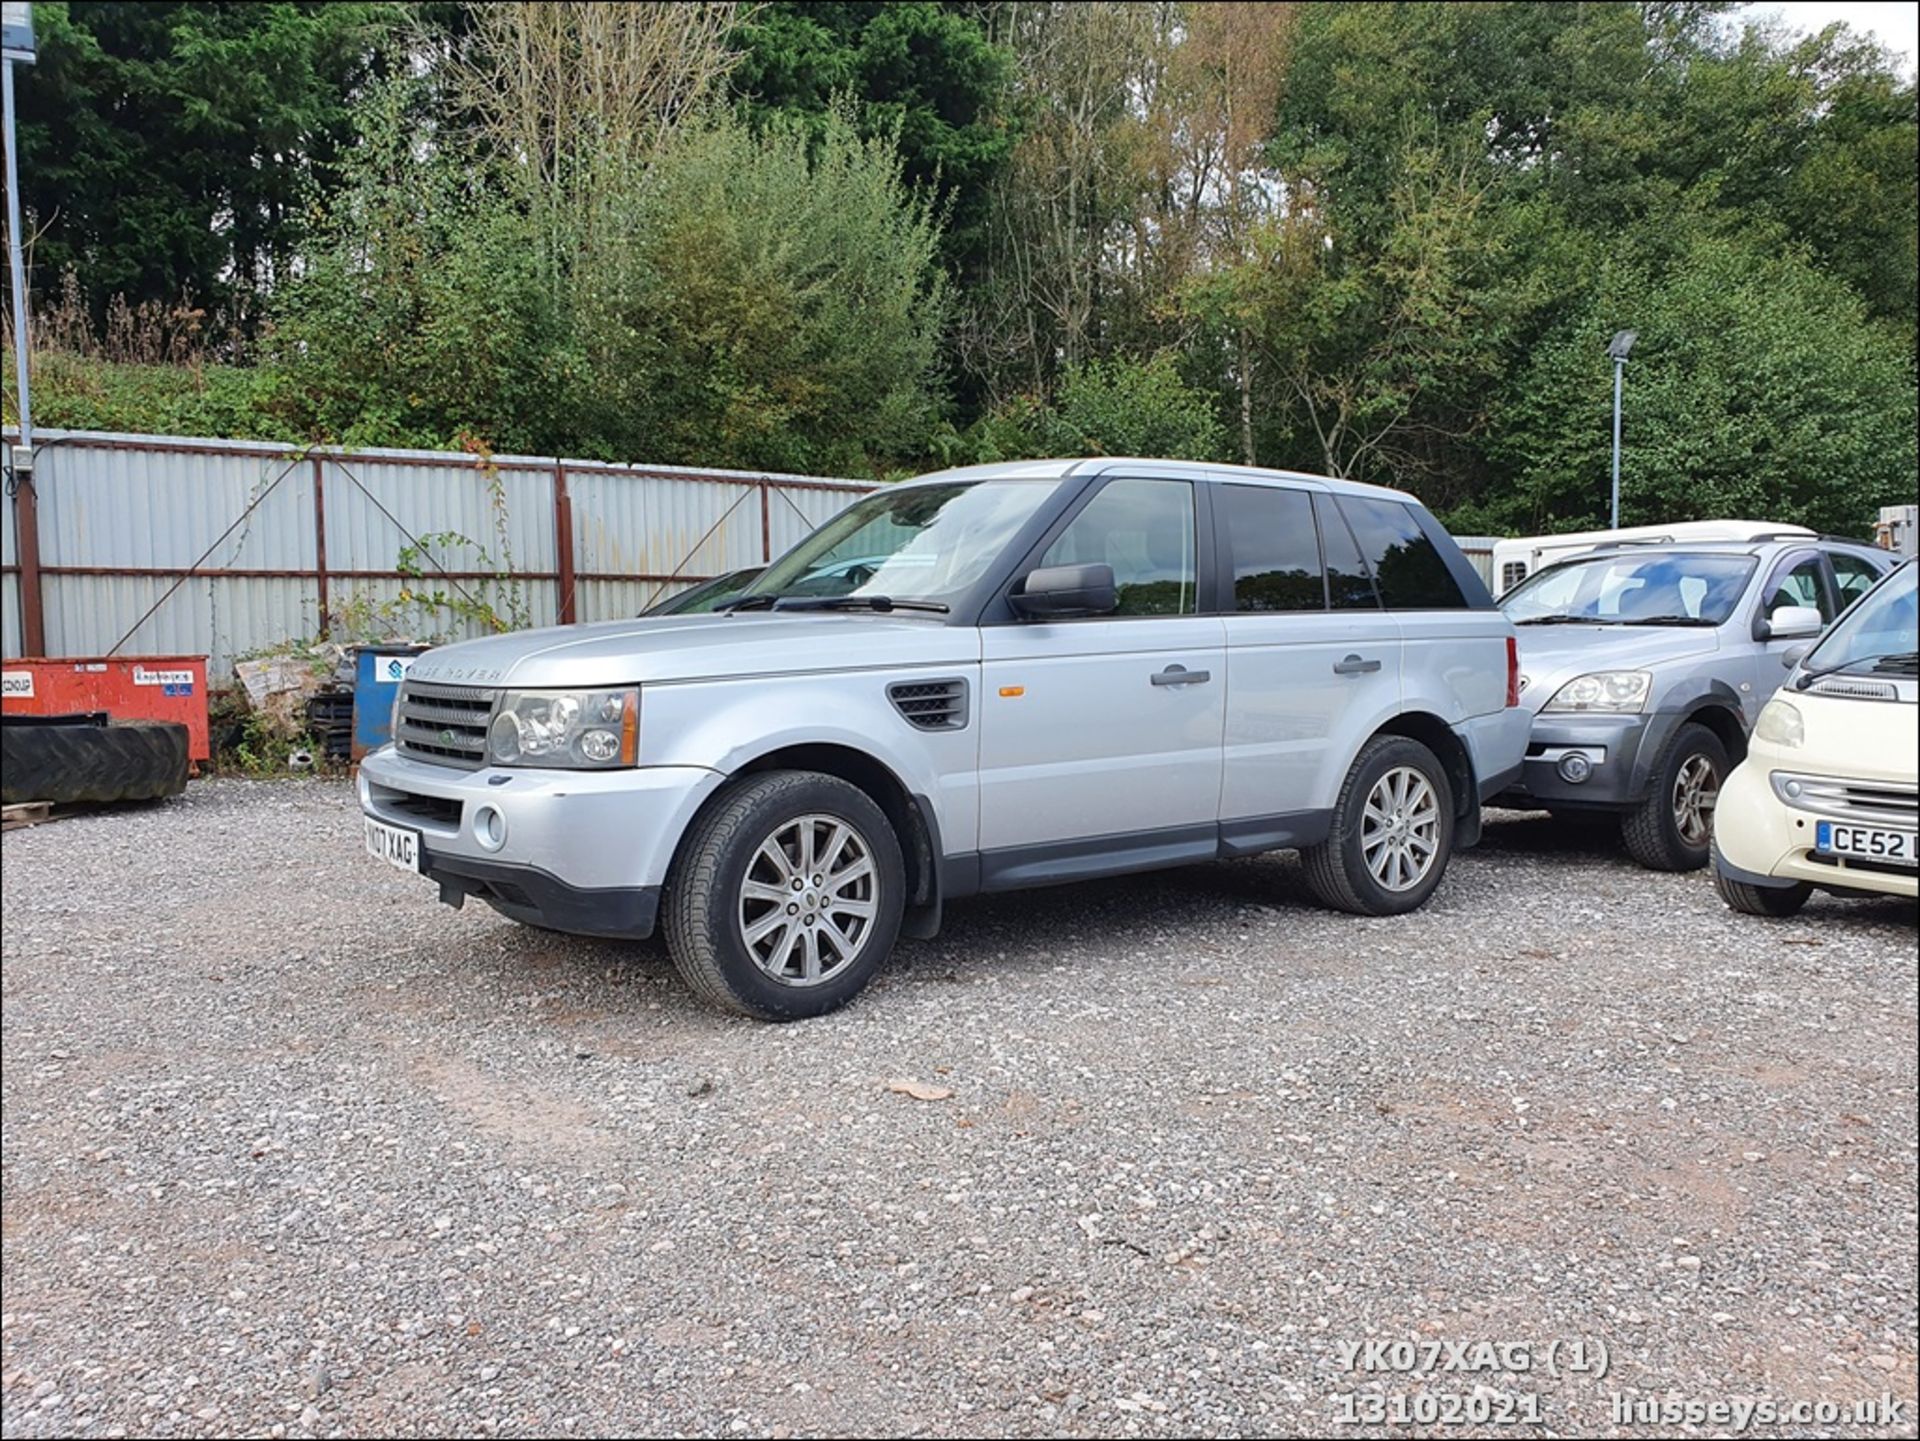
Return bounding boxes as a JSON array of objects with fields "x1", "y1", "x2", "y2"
[
  {"x1": 1483, "y1": 229, "x2": 1917, "y2": 535},
  {"x1": 731, "y1": 2, "x2": 1013, "y2": 279},
  {"x1": 14, "y1": 1, "x2": 393, "y2": 335}
]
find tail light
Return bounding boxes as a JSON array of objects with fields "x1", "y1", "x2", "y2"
[{"x1": 1505, "y1": 635, "x2": 1522, "y2": 708}]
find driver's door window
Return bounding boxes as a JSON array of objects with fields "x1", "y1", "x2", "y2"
[
  {"x1": 1037, "y1": 479, "x2": 1196, "y2": 616},
  {"x1": 1763, "y1": 554, "x2": 1831, "y2": 622}
]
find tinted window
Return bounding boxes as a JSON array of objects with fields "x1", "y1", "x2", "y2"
[
  {"x1": 1763, "y1": 553, "x2": 1831, "y2": 622},
  {"x1": 1829, "y1": 551, "x2": 1883, "y2": 609},
  {"x1": 1222, "y1": 485, "x2": 1323, "y2": 611},
  {"x1": 1039, "y1": 478, "x2": 1197, "y2": 616},
  {"x1": 1315, "y1": 493, "x2": 1378, "y2": 610},
  {"x1": 1337, "y1": 497, "x2": 1469, "y2": 609}
]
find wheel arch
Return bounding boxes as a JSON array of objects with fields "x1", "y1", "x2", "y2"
[
  {"x1": 682, "y1": 742, "x2": 943, "y2": 936},
  {"x1": 1680, "y1": 697, "x2": 1749, "y2": 767}
]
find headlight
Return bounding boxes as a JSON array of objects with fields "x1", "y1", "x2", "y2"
[
  {"x1": 1543, "y1": 670, "x2": 1652, "y2": 713},
  {"x1": 1754, "y1": 697, "x2": 1804, "y2": 748},
  {"x1": 486, "y1": 688, "x2": 638, "y2": 768}
]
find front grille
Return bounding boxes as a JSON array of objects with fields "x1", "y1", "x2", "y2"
[
  {"x1": 1772, "y1": 772, "x2": 1919, "y2": 826},
  {"x1": 396, "y1": 680, "x2": 495, "y2": 769},
  {"x1": 889, "y1": 678, "x2": 969, "y2": 731},
  {"x1": 1806, "y1": 851, "x2": 1917, "y2": 878},
  {"x1": 382, "y1": 789, "x2": 463, "y2": 827}
]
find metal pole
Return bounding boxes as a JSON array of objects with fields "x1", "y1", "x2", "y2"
[
  {"x1": 3, "y1": 56, "x2": 29, "y2": 447},
  {"x1": 1609, "y1": 357, "x2": 1624, "y2": 529}
]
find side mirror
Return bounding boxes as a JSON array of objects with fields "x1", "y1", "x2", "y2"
[
  {"x1": 1764, "y1": 605, "x2": 1825, "y2": 642},
  {"x1": 1781, "y1": 643, "x2": 1811, "y2": 671},
  {"x1": 1011, "y1": 562, "x2": 1117, "y2": 620}
]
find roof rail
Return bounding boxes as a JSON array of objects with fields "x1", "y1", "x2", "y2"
[{"x1": 1743, "y1": 530, "x2": 1874, "y2": 546}]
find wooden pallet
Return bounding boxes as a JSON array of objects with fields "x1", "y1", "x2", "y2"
[{"x1": 2, "y1": 801, "x2": 58, "y2": 832}]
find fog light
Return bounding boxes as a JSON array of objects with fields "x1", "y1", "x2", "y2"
[
  {"x1": 1783, "y1": 778, "x2": 1803, "y2": 799},
  {"x1": 1558, "y1": 752, "x2": 1593, "y2": 784},
  {"x1": 474, "y1": 804, "x2": 507, "y2": 852}
]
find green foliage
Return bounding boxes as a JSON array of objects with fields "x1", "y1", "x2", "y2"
[
  {"x1": 731, "y1": 2, "x2": 1012, "y2": 277},
  {"x1": 261, "y1": 72, "x2": 565, "y2": 452},
  {"x1": 5, "y1": 350, "x2": 280, "y2": 438},
  {"x1": 17, "y1": 0, "x2": 1918, "y2": 539},
  {"x1": 951, "y1": 355, "x2": 1226, "y2": 465},
  {"x1": 1478, "y1": 230, "x2": 1919, "y2": 535},
  {"x1": 15, "y1": 1, "x2": 394, "y2": 332},
  {"x1": 585, "y1": 108, "x2": 949, "y2": 473},
  {"x1": 262, "y1": 74, "x2": 946, "y2": 475}
]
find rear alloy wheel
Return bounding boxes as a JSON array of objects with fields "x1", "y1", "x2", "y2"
[
  {"x1": 1621, "y1": 722, "x2": 1728, "y2": 871},
  {"x1": 1303, "y1": 735, "x2": 1456, "y2": 916},
  {"x1": 664, "y1": 771, "x2": 904, "y2": 1020}
]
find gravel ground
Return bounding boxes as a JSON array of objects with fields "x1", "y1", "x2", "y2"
[{"x1": 2, "y1": 778, "x2": 1915, "y2": 1439}]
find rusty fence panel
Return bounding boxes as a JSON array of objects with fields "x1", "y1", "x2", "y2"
[{"x1": 1, "y1": 428, "x2": 874, "y2": 677}]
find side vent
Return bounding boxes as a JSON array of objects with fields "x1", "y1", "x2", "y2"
[
  {"x1": 1808, "y1": 676, "x2": 1898, "y2": 701},
  {"x1": 888, "y1": 678, "x2": 969, "y2": 731}
]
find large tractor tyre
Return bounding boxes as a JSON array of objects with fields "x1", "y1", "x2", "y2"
[{"x1": 0, "y1": 721, "x2": 190, "y2": 806}]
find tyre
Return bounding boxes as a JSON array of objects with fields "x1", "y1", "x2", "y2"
[
  {"x1": 1302, "y1": 734, "x2": 1456, "y2": 916},
  {"x1": 1621, "y1": 723, "x2": 1728, "y2": 872},
  {"x1": 0, "y1": 720, "x2": 189, "y2": 806},
  {"x1": 1712, "y1": 859, "x2": 1813, "y2": 918},
  {"x1": 662, "y1": 770, "x2": 905, "y2": 1020}
]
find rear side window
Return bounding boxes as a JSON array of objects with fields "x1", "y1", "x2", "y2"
[
  {"x1": 1315, "y1": 493, "x2": 1379, "y2": 610},
  {"x1": 1337, "y1": 496, "x2": 1470, "y2": 610},
  {"x1": 1222, "y1": 485, "x2": 1324, "y2": 611}
]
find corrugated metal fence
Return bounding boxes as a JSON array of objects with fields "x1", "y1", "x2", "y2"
[{"x1": 1, "y1": 429, "x2": 873, "y2": 676}]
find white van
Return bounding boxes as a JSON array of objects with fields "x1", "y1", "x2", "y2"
[{"x1": 1490, "y1": 521, "x2": 1813, "y2": 597}]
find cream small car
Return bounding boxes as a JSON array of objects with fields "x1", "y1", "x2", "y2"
[{"x1": 1713, "y1": 559, "x2": 1918, "y2": 916}]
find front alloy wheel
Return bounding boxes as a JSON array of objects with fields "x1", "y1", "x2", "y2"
[
  {"x1": 664, "y1": 770, "x2": 906, "y2": 1020},
  {"x1": 739, "y1": 814, "x2": 881, "y2": 986}
]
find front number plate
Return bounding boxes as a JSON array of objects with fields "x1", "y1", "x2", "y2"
[
  {"x1": 364, "y1": 816, "x2": 421, "y2": 873},
  {"x1": 1815, "y1": 821, "x2": 1917, "y2": 867}
]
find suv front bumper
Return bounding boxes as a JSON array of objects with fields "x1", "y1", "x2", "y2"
[
  {"x1": 358, "y1": 747, "x2": 724, "y2": 938},
  {"x1": 1495, "y1": 712, "x2": 1660, "y2": 810}
]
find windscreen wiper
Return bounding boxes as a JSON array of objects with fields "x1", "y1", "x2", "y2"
[
  {"x1": 713, "y1": 594, "x2": 781, "y2": 613},
  {"x1": 1617, "y1": 615, "x2": 1717, "y2": 626},
  {"x1": 1795, "y1": 650, "x2": 1920, "y2": 689},
  {"x1": 771, "y1": 595, "x2": 950, "y2": 614},
  {"x1": 1513, "y1": 614, "x2": 1610, "y2": 625}
]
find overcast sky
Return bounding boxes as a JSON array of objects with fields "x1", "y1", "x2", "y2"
[{"x1": 1741, "y1": 1, "x2": 1920, "y2": 74}]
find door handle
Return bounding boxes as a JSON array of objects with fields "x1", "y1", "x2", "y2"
[
  {"x1": 1333, "y1": 654, "x2": 1382, "y2": 675},
  {"x1": 1151, "y1": 664, "x2": 1211, "y2": 687}
]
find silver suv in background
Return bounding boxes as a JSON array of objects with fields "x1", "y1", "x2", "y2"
[
  {"x1": 1497, "y1": 535, "x2": 1898, "y2": 869},
  {"x1": 359, "y1": 458, "x2": 1529, "y2": 1019}
]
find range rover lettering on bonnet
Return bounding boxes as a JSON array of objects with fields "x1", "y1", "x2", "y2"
[
  {"x1": 408, "y1": 661, "x2": 509, "y2": 685},
  {"x1": 356, "y1": 457, "x2": 1532, "y2": 1021}
]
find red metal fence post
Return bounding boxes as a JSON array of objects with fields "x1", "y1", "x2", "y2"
[
  {"x1": 13, "y1": 465, "x2": 46, "y2": 656},
  {"x1": 555, "y1": 461, "x2": 577, "y2": 624},
  {"x1": 311, "y1": 455, "x2": 330, "y2": 638}
]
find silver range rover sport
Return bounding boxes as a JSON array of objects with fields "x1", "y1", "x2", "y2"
[{"x1": 359, "y1": 458, "x2": 1530, "y2": 1020}]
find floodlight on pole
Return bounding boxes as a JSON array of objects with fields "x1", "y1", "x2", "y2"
[{"x1": 1607, "y1": 330, "x2": 1636, "y2": 527}]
